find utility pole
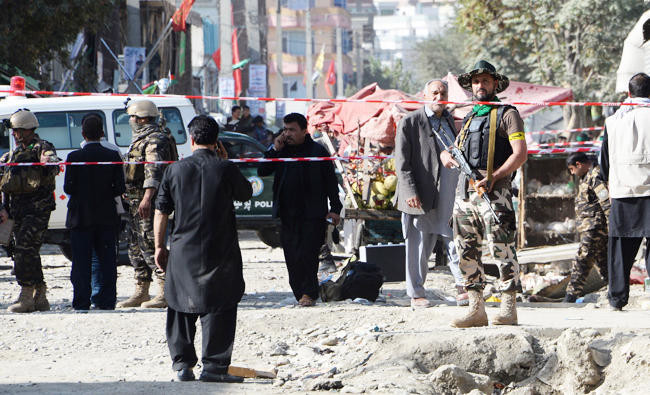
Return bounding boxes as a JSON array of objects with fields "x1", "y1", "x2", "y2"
[
  {"x1": 220, "y1": 0, "x2": 233, "y2": 77},
  {"x1": 336, "y1": 26, "x2": 344, "y2": 97},
  {"x1": 355, "y1": 30, "x2": 362, "y2": 89},
  {"x1": 305, "y1": 8, "x2": 313, "y2": 98},
  {"x1": 220, "y1": 0, "x2": 233, "y2": 114},
  {"x1": 275, "y1": 0, "x2": 283, "y2": 97}
]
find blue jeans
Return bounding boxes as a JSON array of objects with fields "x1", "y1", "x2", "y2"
[{"x1": 70, "y1": 226, "x2": 118, "y2": 310}]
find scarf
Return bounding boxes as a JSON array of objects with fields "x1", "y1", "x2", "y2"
[
  {"x1": 612, "y1": 97, "x2": 650, "y2": 120},
  {"x1": 472, "y1": 96, "x2": 500, "y2": 117}
]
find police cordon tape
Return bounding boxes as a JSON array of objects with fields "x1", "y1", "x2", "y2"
[
  {"x1": 526, "y1": 126, "x2": 603, "y2": 136},
  {"x1": 0, "y1": 147, "x2": 601, "y2": 167},
  {"x1": 528, "y1": 140, "x2": 602, "y2": 148},
  {"x1": 2, "y1": 89, "x2": 650, "y2": 108}
]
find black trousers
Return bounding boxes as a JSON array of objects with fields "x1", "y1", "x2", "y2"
[
  {"x1": 608, "y1": 237, "x2": 650, "y2": 308},
  {"x1": 166, "y1": 306, "x2": 237, "y2": 373},
  {"x1": 280, "y1": 217, "x2": 327, "y2": 301}
]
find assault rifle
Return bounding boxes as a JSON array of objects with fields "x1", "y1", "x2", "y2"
[{"x1": 431, "y1": 129, "x2": 501, "y2": 224}]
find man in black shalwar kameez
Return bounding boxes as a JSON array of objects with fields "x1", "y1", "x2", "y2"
[{"x1": 154, "y1": 115, "x2": 253, "y2": 382}]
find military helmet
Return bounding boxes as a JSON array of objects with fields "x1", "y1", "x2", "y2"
[
  {"x1": 9, "y1": 109, "x2": 39, "y2": 129},
  {"x1": 126, "y1": 99, "x2": 159, "y2": 118}
]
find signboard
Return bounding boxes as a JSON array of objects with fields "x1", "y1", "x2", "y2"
[
  {"x1": 248, "y1": 64, "x2": 267, "y2": 117},
  {"x1": 124, "y1": 46, "x2": 146, "y2": 80},
  {"x1": 219, "y1": 76, "x2": 235, "y2": 114}
]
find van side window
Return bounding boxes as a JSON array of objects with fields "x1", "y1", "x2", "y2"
[
  {"x1": 112, "y1": 107, "x2": 187, "y2": 147},
  {"x1": 33, "y1": 111, "x2": 107, "y2": 149}
]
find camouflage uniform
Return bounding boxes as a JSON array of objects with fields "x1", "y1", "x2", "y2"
[
  {"x1": 124, "y1": 124, "x2": 173, "y2": 282},
  {"x1": 453, "y1": 179, "x2": 519, "y2": 291},
  {"x1": 565, "y1": 164, "x2": 610, "y2": 296},
  {"x1": 0, "y1": 135, "x2": 59, "y2": 286}
]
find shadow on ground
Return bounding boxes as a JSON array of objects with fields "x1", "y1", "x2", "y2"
[{"x1": 0, "y1": 380, "x2": 272, "y2": 395}]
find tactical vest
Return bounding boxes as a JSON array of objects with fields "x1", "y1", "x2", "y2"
[
  {"x1": 0, "y1": 144, "x2": 54, "y2": 194},
  {"x1": 125, "y1": 128, "x2": 178, "y2": 186},
  {"x1": 459, "y1": 106, "x2": 514, "y2": 171}
]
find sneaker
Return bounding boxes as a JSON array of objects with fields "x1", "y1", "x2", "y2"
[
  {"x1": 199, "y1": 371, "x2": 244, "y2": 383},
  {"x1": 410, "y1": 298, "x2": 430, "y2": 308},
  {"x1": 299, "y1": 294, "x2": 315, "y2": 307},
  {"x1": 176, "y1": 368, "x2": 195, "y2": 382}
]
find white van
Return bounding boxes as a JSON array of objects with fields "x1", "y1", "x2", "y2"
[{"x1": 0, "y1": 94, "x2": 196, "y2": 258}]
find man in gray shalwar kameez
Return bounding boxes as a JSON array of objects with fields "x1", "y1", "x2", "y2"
[{"x1": 395, "y1": 79, "x2": 464, "y2": 308}]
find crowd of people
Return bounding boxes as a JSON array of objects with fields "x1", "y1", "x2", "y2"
[{"x1": 0, "y1": 62, "x2": 649, "y2": 382}]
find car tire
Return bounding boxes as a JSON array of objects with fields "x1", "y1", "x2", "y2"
[
  {"x1": 256, "y1": 227, "x2": 281, "y2": 248},
  {"x1": 59, "y1": 242, "x2": 73, "y2": 262}
]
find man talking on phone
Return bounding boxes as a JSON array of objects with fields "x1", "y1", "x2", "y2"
[{"x1": 258, "y1": 113, "x2": 342, "y2": 307}]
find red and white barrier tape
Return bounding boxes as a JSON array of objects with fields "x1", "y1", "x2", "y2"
[
  {"x1": 527, "y1": 146, "x2": 601, "y2": 155},
  {"x1": 527, "y1": 126, "x2": 603, "y2": 136},
  {"x1": 0, "y1": 145, "x2": 601, "y2": 167},
  {"x1": 0, "y1": 155, "x2": 389, "y2": 167},
  {"x1": 2, "y1": 89, "x2": 650, "y2": 108},
  {"x1": 529, "y1": 140, "x2": 602, "y2": 148}
]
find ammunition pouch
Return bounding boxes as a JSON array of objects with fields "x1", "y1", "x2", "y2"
[{"x1": 0, "y1": 150, "x2": 49, "y2": 194}]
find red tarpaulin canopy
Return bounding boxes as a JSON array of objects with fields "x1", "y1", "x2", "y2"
[{"x1": 307, "y1": 76, "x2": 573, "y2": 155}]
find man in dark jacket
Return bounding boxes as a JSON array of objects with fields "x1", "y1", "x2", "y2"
[
  {"x1": 258, "y1": 113, "x2": 342, "y2": 307},
  {"x1": 154, "y1": 115, "x2": 252, "y2": 383},
  {"x1": 64, "y1": 113, "x2": 125, "y2": 310}
]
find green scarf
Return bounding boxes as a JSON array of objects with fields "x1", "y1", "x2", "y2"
[{"x1": 472, "y1": 96, "x2": 500, "y2": 117}]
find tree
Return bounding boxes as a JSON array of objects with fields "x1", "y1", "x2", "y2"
[
  {"x1": 0, "y1": 0, "x2": 115, "y2": 86},
  {"x1": 346, "y1": 57, "x2": 416, "y2": 95},
  {"x1": 411, "y1": 29, "x2": 469, "y2": 88},
  {"x1": 456, "y1": 0, "x2": 646, "y2": 101}
]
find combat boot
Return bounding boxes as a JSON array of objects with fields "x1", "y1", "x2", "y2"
[
  {"x1": 451, "y1": 289, "x2": 488, "y2": 328},
  {"x1": 33, "y1": 283, "x2": 50, "y2": 311},
  {"x1": 493, "y1": 290, "x2": 518, "y2": 325},
  {"x1": 116, "y1": 280, "x2": 151, "y2": 308},
  {"x1": 141, "y1": 278, "x2": 167, "y2": 308},
  {"x1": 8, "y1": 285, "x2": 36, "y2": 313}
]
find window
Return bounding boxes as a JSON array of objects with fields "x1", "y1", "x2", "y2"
[
  {"x1": 221, "y1": 139, "x2": 264, "y2": 159},
  {"x1": 112, "y1": 107, "x2": 187, "y2": 147},
  {"x1": 33, "y1": 111, "x2": 107, "y2": 150}
]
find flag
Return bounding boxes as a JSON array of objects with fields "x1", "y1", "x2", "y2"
[
  {"x1": 312, "y1": 45, "x2": 325, "y2": 83},
  {"x1": 178, "y1": 31, "x2": 187, "y2": 76},
  {"x1": 325, "y1": 60, "x2": 336, "y2": 98},
  {"x1": 232, "y1": 29, "x2": 242, "y2": 96},
  {"x1": 212, "y1": 48, "x2": 221, "y2": 71},
  {"x1": 171, "y1": 0, "x2": 196, "y2": 32}
]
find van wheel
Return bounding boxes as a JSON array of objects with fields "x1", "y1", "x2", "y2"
[
  {"x1": 59, "y1": 243, "x2": 73, "y2": 262},
  {"x1": 256, "y1": 227, "x2": 281, "y2": 248}
]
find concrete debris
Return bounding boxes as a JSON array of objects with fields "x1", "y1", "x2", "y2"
[{"x1": 428, "y1": 364, "x2": 493, "y2": 394}]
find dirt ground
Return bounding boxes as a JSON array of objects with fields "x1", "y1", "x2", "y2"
[{"x1": 1, "y1": 231, "x2": 650, "y2": 394}]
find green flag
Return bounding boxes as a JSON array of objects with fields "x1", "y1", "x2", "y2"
[{"x1": 178, "y1": 31, "x2": 186, "y2": 76}]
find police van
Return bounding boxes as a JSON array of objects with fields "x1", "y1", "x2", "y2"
[{"x1": 0, "y1": 81, "x2": 196, "y2": 259}]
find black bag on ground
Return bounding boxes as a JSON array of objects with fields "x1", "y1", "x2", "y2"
[{"x1": 319, "y1": 257, "x2": 384, "y2": 302}]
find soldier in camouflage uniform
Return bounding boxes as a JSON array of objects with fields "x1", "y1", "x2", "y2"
[
  {"x1": 443, "y1": 61, "x2": 528, "y2": 328},
  {"x1": 117, "y1": 100, "x2": 176, "y2": 308},
  {"x1": 563, "y1": 153, "x2": 610, "y2": 302},
  {"x1": 0, "y1": 109, "x2": 60, "y2": 313}
]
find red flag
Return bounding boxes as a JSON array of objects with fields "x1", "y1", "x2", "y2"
[
  {"x1": 325, "y1": 60, "x2": 336, "y2": 98},
  {"x1": 172, "y1": 0, "x2": 196, "y2": 32},
  {"x1": 212, "y1": 48, "x2": 221, "y2": 71},
  {"x1": 232, "y1": 29, "x2": 242, "y2": 96}
]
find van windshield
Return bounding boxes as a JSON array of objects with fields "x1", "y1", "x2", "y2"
[{"x1": 113, "y1": 107, "x2": 187, "y2": 147}]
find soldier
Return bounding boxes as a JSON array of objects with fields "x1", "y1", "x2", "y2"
[
  {"x1": 0, "y1": 109, "x2": 60, "y2": 313},
  {"x1": 117, "y1": 100, "x2": 176, "y2": 309},
  {"x1": 444, "y1": 61, "x2": 528, "y2": 327},
  {"x1": 563, "y1": 153, "x2": 609, "y2": 302}
]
